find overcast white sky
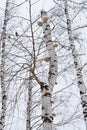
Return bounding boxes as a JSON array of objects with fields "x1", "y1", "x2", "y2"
[
  {"x1": 0, "y1": 0, "x2": 54, "y2": 17},
  {"x1": 0, "y1": 0, "x2": 87, "y2": 130}
]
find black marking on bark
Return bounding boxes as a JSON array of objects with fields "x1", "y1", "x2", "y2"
[
  {"x1": 2, "y1": 95, "x2": 7, "y2": 100},
  {"x1": 78, "y1": 81, "x2": 83, "y2": 85},
  {"x1": 41, "y1": 85, "x2": 49, "y2": 91},
  {"x1": 51, "y1": 65, "x2": 55, "y2": 67},
  {"x1": 84, "y1": 108, "x2": 87, "y2": 111},
  {"x1": 45, "y1": 25, "x2": 50, "y2": 30},
  {"x1": 83, "y1": 112, "x2": 87, "y2": 118},
  {"x1": 49, "y1": 71, "x2": 55, "y2": 75},
  {"x1": 80, "y1": 91, "x2": 84, "y2": 95},
  {"x1": 2, "y1": 42, "x2": 5, "y2": 48},
  {"x1": 67, "y1": 19, "x2": 70, "y2": 24},
  {"x1": 42, "y1": 116, "x2": 53, "y2": 123},
  {"x1": 65, "y1": 8, "x2": 67, "y2": 13},
  {"x1": 1, "y1": 116, "x2": 4, "y2": 120},
  {"x1": 68, "y1": 28, "x2": 71, "y2": 32},
  {"x1": 50, "y1": 116, "x2": 53, "y2": 120},
  {"x1": 46, "y1": 25, "x2": 50, "y2": 27},
  {"x1": 74, "y1": 62, "x2": 78, "y2": 66},
  {"x1": 0, "y1": 122, "x2": 3, "y2": 125},
  {"x1": 50, "y1": 100, "x2": 54, "y2": 104},
  {"x1": 69, "y1": 37, "x2": 73, "y2": 41},
  {"x1": 70, "y1": 44, "x2": 74, "y2": 47},
  {"x1": 77, "y1": 73, "x2": 80, "y2": 76},
  {"x1": 42, "y1": 106, "x2": 45, "y2": 110},
  {"x1": 49, "y1": 49, "x2": 52, "y2": 51},
  {"x1": 41, "y1": 10, "x2": 47, "y2": 16},
  {"x1": 54, "y1": 60, "x2": 57, "y2": 62},
  {"x1": 45, "y1": 28, "x2": 48, "y2": 30},
  {"x1": 45, "y1": 113, "x2": 48, "y2": 116},
  {"x1": 43, "y1": 92, "x2": 51, "y2": 97},
  {"x1": 40, "y1": 82, "x2": 49, "y2": 91},
  {"x1": 47, "y1": 40, "x2": 52, "y2": 43},
  {"x1": 82, "y1": 103, "x2": 87, "y2": 108}
]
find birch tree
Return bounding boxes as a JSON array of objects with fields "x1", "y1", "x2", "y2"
[
  {"x1": 64, "y1": 0, "x2": 87, "y2": 128},
  {"x1": 26, "y1": 1, "x2": 37, "y2": 129},
  {"x1": 38, "y1": 10, "x2": 58, "y2": 130},
  {"x1": 0, "y1": 0, "x2": 10, "y2": 129},
  {"x1": 2, "y1": 0, "x2": 87, "y2": 129},
  {"x1": 26, "y1": 71, "x2": 32, "y2": 130}
]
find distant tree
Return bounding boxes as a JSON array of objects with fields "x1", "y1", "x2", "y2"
[
  {"x1": 0, "y1": 0, "x2": 10, "y2": 129},
  {"x1": 64, "y1": 1, "x2": 87, "y2": 129},
  {"x1": 52, "y1": 0, "x2": 87, "y2": 129}
]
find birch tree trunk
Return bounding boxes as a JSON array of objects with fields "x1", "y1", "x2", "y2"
[
  {"x1": 26, "y1": 73, "x2": 32, "y2": 130},
  {"x1": 40, "y1": 10, "x2": 58, "y2": 130},
  {"x1": 65, "y1": 0, "x2": 87, "y2": 128},
  {"x1": 0, "y1": 0, "x2": 10, "y2": 129},
  {"x1": 26, "y1": 1, "x2": 35, "y2": 129}
]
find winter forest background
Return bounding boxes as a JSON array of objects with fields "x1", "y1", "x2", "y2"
[{"x1": 0, "y1": 0, "x2": 87, "y2": 130}]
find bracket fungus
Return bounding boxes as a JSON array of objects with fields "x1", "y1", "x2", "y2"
[
  {"x1": 38, "y1": 21, "x2": 43, "y2": 27},
  {"x1": 42, "y1": 16, "x2": 48, "y2": 22},
  {"x1": 44, "y1": 57, "x2": 51, "y2": 62}
]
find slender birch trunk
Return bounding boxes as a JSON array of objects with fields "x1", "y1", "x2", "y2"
[
  {"x1": 26, "y1": 73, "x2": 32, "y2": 130},
  {"x1": 64, "y1": 0, "x2": 87, "y2": 128},
  {"x1": 26, "y1": 1, "x2": 35, "y2": 129},
  {"x1": 40, "y1": 10, "x2": 58, "y2": 130},
  {"x1": 0, "y1": 0, "x2": 10, "y2": 129}
]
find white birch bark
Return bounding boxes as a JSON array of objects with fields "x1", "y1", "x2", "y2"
[
  {"x1": 26, "y1": 73, "x2": 32, "y2": 130},
  {"x1": 40, "y1": 10, "x2": 58, "y2": 130},
  {"x1": 65, "y1": 0, "x2": 87, "y2": 128},
  {"x1": 0, "y1": 0, "x2": 10, "y2": 129},
  {"x1": 26, "y1": 1, "x2": 34, "y2": 129}
]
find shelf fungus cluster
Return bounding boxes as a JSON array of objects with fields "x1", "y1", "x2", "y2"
[{"x1": 37, "y1": 16, "x2": 48, "y2": 27}]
